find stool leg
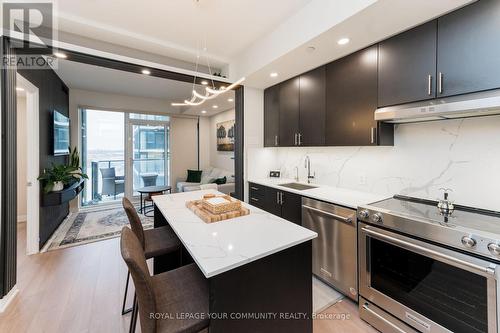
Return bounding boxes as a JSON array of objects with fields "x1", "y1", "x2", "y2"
[
  {"x1": 129, "y1": 294, "x2": 138, "y2": 333},
  {"x1": 121, "y1": 271, "x2": 133, "y2": 315}
]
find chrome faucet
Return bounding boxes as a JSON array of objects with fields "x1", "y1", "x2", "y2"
[
  {"x1": 294, "y1": 166, "x2": 299, "y2": 182},
  {"x1": 305, "y1": 155, "x2": 315, "y2": 184}
]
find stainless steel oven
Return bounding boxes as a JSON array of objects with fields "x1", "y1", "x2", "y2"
[{"x1": 359, "y1": 222, "x2": 499, "y2": 333}]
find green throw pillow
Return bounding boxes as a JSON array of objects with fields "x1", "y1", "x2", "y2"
[
  {"x1": 212, "y1": 176, "x2": 227, "y2": 185},
  {"x1": 186, "y1": 169, "x2": 202, "y2": 183}
]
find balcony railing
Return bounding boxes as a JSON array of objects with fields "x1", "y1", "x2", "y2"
[{"x1": 86, "y1": 158, "x2": 168, "y2": 204}]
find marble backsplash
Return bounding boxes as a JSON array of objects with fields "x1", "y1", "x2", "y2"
[{"x1": 247, "y1": 115, "x2": 500, "y2": 211}]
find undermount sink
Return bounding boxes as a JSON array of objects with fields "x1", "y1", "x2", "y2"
[{"x1": 278, "y1": 182, "x2": 317, "y2": 191}]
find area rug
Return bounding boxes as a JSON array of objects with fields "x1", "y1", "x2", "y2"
[{"x1": 46, "y1": 205, "x2": 153, "y2": 251}]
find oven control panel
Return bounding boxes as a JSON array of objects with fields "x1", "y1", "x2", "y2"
[{"x1": 357, "y1": 205, "x2": 500, "y2": 261}]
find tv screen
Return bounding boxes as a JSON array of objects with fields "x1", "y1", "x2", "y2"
[{"x1": 53, "y1": 110, "x2": 70, "y2": 156}]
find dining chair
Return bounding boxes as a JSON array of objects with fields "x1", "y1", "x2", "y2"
[
  {"x1": 121, "y1": 197, "x2": 182, "y2": 316},
  {"x1": 120, "y1": 227, "x2": 209, "y2": 333}
]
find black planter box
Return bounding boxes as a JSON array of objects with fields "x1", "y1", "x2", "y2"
[{"x1": 41, "y1": 179, "x2": 85, "y2": 207}]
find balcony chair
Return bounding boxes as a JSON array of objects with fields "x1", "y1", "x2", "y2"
[{"x1": 100, "y1": 167, "x2": 125, "y2": 199}]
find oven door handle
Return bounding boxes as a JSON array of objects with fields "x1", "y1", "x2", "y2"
[{"x1": 362, "y1": 227, "x2": 497, "y2": 278}]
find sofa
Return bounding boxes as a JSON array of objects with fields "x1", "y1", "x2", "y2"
[{"x1": 176, "y1": 167, "x2": 235, "y2": 195}]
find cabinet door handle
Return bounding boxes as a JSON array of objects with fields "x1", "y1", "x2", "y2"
[
  {"x1": 274, "y1": 135, "x2": 278, "y2": 146},
  {"x1": 427, "y1": 74, "x2": 432, "y2": 95},
  {"x1": 276, "y1": 192, "x2": 280, "y2": 204},
  {"x1": 280, "y1": 192, "x2": 284, "y2": 205},
  {"x1": 370, "y1": 127, "x2": 376, "y2": 144},
  {"x1": 438, "y1": 72, "x2": 443, "y2": 94},
  {"x1": 294, "y1": 133, "x2": 298, "y2": 145},
  {"x1": 298, "y1": 133, "x2": 302, "y2": 146}
]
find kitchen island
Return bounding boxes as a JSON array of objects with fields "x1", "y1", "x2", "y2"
[{"x1": 152, "y1": 190, "x2": 317, "y2": 333}]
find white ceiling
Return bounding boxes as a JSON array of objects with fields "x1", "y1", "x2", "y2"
[
  {"x1": 54, "y1": 0, "x2": 475, "y2": 89},
  {"x1": 53, "y1": 59, "x2": 235, "y2": 116},
  {"x1": 232, "y1": 0, "x2": 475, "y2": 88},
  {"x1": 56, "y1": 0, "x2": 312, "y2": 69}
]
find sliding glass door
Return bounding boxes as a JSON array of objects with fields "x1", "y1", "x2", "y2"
[
  {"x1": 126, "y1": 114, "x2": 170, "y2": 197},
  {"x1": 81, "y1": 110, "x2": 169, "y2": 206}
]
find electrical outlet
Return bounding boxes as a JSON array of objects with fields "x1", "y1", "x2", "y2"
[{"x1": 359, "y1": 174, "x2": 367, "y2": 185}]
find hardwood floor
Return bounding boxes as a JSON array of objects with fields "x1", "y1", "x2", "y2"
[
  {"x1": 314, "y1": 299, "x2": 378, "y2": 333},
  {"x1": 0, "y1": 223, "x2": 377, "y2": 333}
]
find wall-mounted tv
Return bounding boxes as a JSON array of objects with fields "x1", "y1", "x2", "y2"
[{"x1": 53, "y1": 110, "x2": 70, "y2": 156}]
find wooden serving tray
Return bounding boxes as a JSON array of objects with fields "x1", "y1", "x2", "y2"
[{"x1": 186, "y1": 199, "x2": 250, "y2": 223}]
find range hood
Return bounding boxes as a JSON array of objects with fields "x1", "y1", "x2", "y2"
[{"x1": 375, "y1": 89, "x2": 500, "y2": 123}]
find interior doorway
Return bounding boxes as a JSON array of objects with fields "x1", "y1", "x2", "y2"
[{"x1": 16, "y1": 74, "x2": 40, "y2": 255}]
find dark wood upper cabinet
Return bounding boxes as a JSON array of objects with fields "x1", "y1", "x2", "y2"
[
  {"x1": 299, "y1": 66, "x2": 326, "y2": 146},
  {"x1": 279, "y1": 77, "x2": 300, "y2": 146},
  {"x1": 326, "y1": 45, "x2": 386, "y2": 146},
  {"x1": 378, "y1": 20, "x2": 437, "y2": 107},
  {"x1": 264, "y1": 85, "x2": 280, "y2": 147},
  {"x1": 437, "y1": 0, "x2": 500, "y2": 97}
]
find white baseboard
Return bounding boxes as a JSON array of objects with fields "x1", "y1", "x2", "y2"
[
  {"x1": 17, "y1": 215, "x2": 27, "y2": 223},
  {"x1": 0, "y1": 285, "x2": 18, "y2": 313}
]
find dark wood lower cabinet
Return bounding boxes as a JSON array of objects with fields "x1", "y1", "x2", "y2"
[
  {"x1": 249, "y1": 183, "x2": 302, "y2": 225},
  {"x1": 264, "y1": 186, "x2": 282, "y2": 217},
  {"x1": 281, "y1": 191, "x2": 302, "y2": 225}
]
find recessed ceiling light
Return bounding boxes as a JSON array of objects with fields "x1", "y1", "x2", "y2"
[
  {"x1": 16, "y1": 87, "x2": 24, "y2": 91},
  {"x1": 201, "y1": 80, "x2": 208, "y2": 85},
  {"x1": 270, "y1": 72, "x2": 278, "y2": 78},
  {"x1": 212, "y1": 105, "x2": 218, "y2": 109},
  {"x1": 53, "y1": 52, "x2": 67, "y2": 59},
  {"x1": 337, "y1": 37, "x2": 350, "y2": 45},
  {"x1": 141, "y1": 69, "x2": 151, "y2": 75},
  {"x1": 306, "y1": 46, "x2": 316, "y2": 52},
  {"x1": 201, "y1": 110, "x2": 207, "y2": 114},
  {"x1": 227, "y1": 98, "x2": 234, "y2": 102}
]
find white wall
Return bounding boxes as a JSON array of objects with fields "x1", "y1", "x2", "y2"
[
  {"x1": 198, "y1": 116, "x2": 211, "y2": 171},
  {"x1": 16, "y1": 96, "x2": 27, "y2": 222},
  {"x1": 209, "y1": 109, "x2": 235, "y2": 171},
  {"x1": 170, "y1": 117, "x2": 200, "y2": 191},
  {"x1": 247, "y1": 115, "x2": 500, "y2": 211}
]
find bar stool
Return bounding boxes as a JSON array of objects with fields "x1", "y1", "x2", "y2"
[
  {"x1": 120, "y1": 227, "x2": 209, "y2": 333},
  {"x1": 121, "y1": 197, "x2": 181, "y2": 316}
]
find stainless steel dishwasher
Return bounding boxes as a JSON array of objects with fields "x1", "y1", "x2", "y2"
[{"x1": 302, "y1": 197, "x2": 358, "y2": 301}]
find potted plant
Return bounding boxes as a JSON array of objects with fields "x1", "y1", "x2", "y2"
[
  {"x1": 68, "y1": 146, "x2": 86, "y2": 178},
  {"x1": 38, "y1": 164, "x2": 87, "y2": 193}
]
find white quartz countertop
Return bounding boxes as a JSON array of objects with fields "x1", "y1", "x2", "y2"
[
  {"x1": 249, "y1": 178, "x2": 389, "y2": 209},
  {"x1": 152, "y1": 190, "x2": 317, "y2": 278}
]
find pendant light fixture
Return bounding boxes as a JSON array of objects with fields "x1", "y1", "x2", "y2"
[{"x1": 171, "y1": 44, "x2": 244, "y2": 107}]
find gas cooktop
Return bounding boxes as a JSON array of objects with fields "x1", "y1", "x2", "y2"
[{"x1": 358, "y1": 195, "x2": 500, "y2": 261}]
